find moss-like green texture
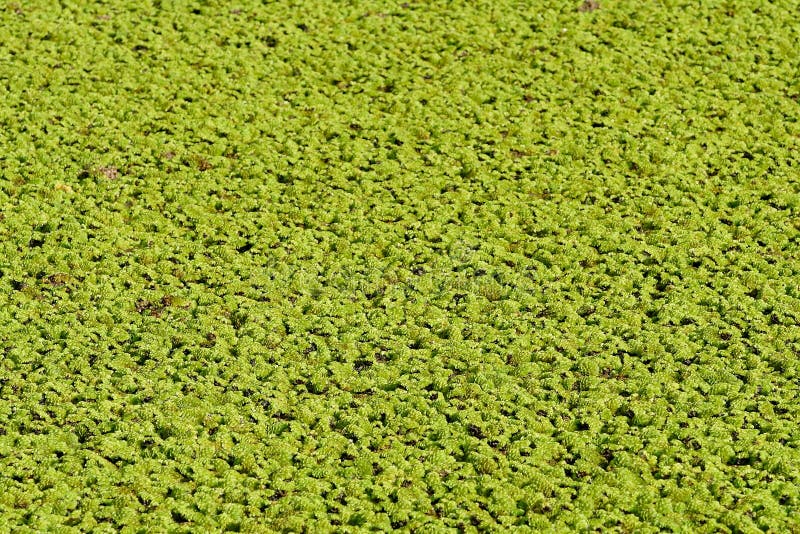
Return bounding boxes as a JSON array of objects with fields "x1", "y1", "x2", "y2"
[{"x1": 1, "y1": 0, "x2": 799, "y2": 531}]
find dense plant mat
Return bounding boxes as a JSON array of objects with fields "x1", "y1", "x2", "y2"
[{"x1": 1, "y1": 0, "x2": 799, "y2": 531}]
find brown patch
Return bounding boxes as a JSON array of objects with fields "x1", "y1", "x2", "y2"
[
  {"x1": 98, "y1": 166, "x2": 118, "y2": 180},
  {"x1": 578, "y1": 0, "x2": 600, "y2": 12},
  {"x1": 192, "y1": 156, "x2": 212, "y2": 171},
  {"x1": 162, "y1": 151, "x2": 176, "y2": 160},
  {"x1": 511, "y1": 149, "x2": 529, "y2": 159},
  {"x1": 523, "y1": 94, "x2": 534, "y2": 103},
  {"x1": 136, "y1": 299, "x2": 156, "y2": 315},
  {"x1": 546, "y1": 149, "x2": 559, "y2": 156},
  {"x1": 46, "y1": 273, "x2": 72, "y2": 286},
  {"x1": 201, "y1": 332, "x2": 217, "y2": 348}
]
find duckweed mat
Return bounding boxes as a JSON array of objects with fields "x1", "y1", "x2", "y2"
[{"x1": 2, "y1": 0, "x2": 800, "y2": 531}]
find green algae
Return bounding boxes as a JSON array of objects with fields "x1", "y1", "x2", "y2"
[{"x1": 1, "y1": 0, "x2": 799, "y2": 531}]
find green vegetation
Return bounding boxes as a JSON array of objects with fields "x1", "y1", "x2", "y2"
[{"x1": 1, "y1": 0, "x2": 799, "y2": 531}]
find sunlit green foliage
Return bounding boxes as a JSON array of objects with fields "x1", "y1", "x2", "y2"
[{"x1": 1, "y1": 0, "x2": 799, "y2": 530}]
